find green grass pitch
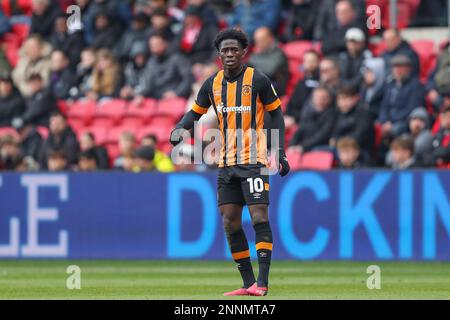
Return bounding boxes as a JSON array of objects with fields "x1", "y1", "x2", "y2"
[{"x1": 0, "y1": 260, "x2": 449, "y2": 299}]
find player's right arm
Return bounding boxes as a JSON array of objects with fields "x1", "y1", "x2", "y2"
[{"x1": 169, "y1": 78, "x2": 213, "y2": 146}]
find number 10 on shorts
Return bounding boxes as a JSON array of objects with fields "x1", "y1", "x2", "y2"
[{"x1": 247, "y1": 177, "x2": 264, "y2": 193}]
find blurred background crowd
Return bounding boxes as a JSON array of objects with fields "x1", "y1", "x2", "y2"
[{"x1": 0, "y1": 0, "x2": 450, "y2": 172}]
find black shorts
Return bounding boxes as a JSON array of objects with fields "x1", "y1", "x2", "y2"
[{"x1": 217, "y1": 164, "x2": 270, "y2": 207}]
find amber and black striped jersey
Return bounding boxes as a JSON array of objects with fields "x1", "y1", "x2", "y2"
[{"x1": 191, "y1": 66, "x2": 281, "y2": 168}]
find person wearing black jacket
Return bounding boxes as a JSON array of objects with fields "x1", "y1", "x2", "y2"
[
  {"x1": 289, "y1": 86, "x2": 337, "y2": 152},
  {"x1": 50, "y1": 15, "x2": 85, "y2": 68},
  {"x1": 0, "y1": 76, "x2": 25, "y2": 127},
  {"x1": 17, "y1": 124, "x2": 43, "y2": 162},
  {"x1": 330, "y1": 86, "x2": 374, "y2": 153},
  {"x1": 12, "y1": 74, "x2": 57, "y2": 128},
  {"x1": 285, "y1": 50, "x2": 320, "y2": 127},
  {"x1": 49, "y1": 50, "x2": 78, "y2": 100},
  {"x1": 283, "y1": 0, "x2": 321, "y2": 42},
  {"x1": 39, "y1": 112, "x2": 79, "y2": 169},
  {"x1": 29, "y1": 0, "x2": 62, "y2": 40},
  {"x1": 91, "y1": 11, "x2": 123, "y2": 50}
]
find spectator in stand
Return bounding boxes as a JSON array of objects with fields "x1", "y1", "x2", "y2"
[
  {"x1": 82, "y1": 0, "x2": 132, "y2": 45},
  {"x1": 378, "y1": 55, "x2": 425, "y2": 139},
  {"x1": 314, "y1": 0, "x2": 365, "y2": 41},
  {"x1": 134, "y1": 32, "x2": 193, "y2": 100},
  {"x1": 321, "y1": 0, "x2": 366, "y2": 56},
  {"x1": 0, "y1": 135, "x2": 23, "y2": 170},
  {"x1": 13, "y1": 73, "x2": 58, "y2": 128},
  {"x1": 16, "y1": 124, "x2": 42, "y2": 164},
  {"x1": 149, "y1": 8, "x2": 175, "y2": 42},
  {"x1": 49, "y1": 50, "x2": 77, "y2": 100},
  {"x1": 330, "y1": 86, "x2": 374, "y2": 154},
  {"x1": 79, "y1": 131, "x2": 109, "y2": 169},
  {"x1": 114, "y1": 132, "x2": 136, "y2": 171},
  {"x1": 0, "y1": 76, "x2": 26, "y2": 127},
  {"x1": 187, "y1": 0, "x2": 219, "y2": 27},
  {"x1": 39, "y1": 112, "x2": 79, "y2": 169},
  {"x1": 338, "y1": 28, "x2": 372, "y2": 91},
  {"x1": 319, "y1": 57, "x2": 341, "y2": 95},
  {"x1": 382, "y1": 29, "x2": 420, "y2": 78},
  {"x1": 174, "y1": 5, "x2": 217, "y2": 65},
  {"x1": 390, "y1": 136, "x2": 421, "y2": 169},
  {"x1": 29, "y1": 0, "x2": 62, "y2": 40},
  {"x1": 427, "y1": 42, "x2": 450, "y2": 113},
  {"x1": 12, "y1": 34, "x2": 52, "y2": 97},
  {"x1": 133, "y1": 145, "x2": 175, "y2": 173},
  {"x1": 0, "y1": 9, "x2": 11, "y2": 36},
  {"x1": 47, "y1": 149, "x2": 70, "y2": 171},
  {"x1": 114, "y1": 12, "x2": 150, "y2": 62},
  {"x1": 430, "y1": 105, "x2": 450, "y2": 167},
  {"x1": 284, "y1": 50, "x2": 320, "y2": 128},
  {"x1": 91, "y1": 11, "x2": 123, "y2": 50},
  {"x1": 120, "y1": 42, "x2": 148, "y2": 100},
  {"x1": 49, "y1": 15, "x2": 85, "y2": 68},
  {"x1": 141, "y1": 134, "x2": 175, "y2": 172},
  {"x1": 282, "y1": 0, "x2": 320, "y2": 42},
  {"x1": 288, "y1": 86, "x2": 336, "y2": 153},
  {"x1": 336, "y1": 137, "x2": 366, "y2": 169},
  {"x1": 86, "y1": 49, "x2": 123, "y2": 101},
  {"x1": 248, "y1": 27, "x2": 289, "y2": 96},
  {"x1": 229, "y1": 0, "x2": 281, "y2": 39},
  {"x1": 406, "y1": 108, "x2": 433, "y2": 162},
  {"x1": 187, "y1": 62, "x2": 219, "y2": 127},
  {"x1": 360, "y1": 58, "x2": 386, "y2": 118},
  {"x1": 73, "y1": 47, "x2": 96, "y2": 99},
  {"x1": 78, "y1": 149, "x2": 98, "y2": 171}
]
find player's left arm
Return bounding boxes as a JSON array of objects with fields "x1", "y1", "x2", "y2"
[{"x1": 257, "y1": 73, "x2": 290, "y2": 177}]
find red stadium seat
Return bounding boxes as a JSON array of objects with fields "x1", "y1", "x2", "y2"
[
  {"x1": 0, "y1": 126, "x2": 18, "y2": 137},
  {"x1": 411, "y1": 40, "x2": 436, "y2": 82},
  {"x1": 371, "y1": 41, "x2": 387, "y2": 57},
  {"x1": 36, "y1": 126, "x2": 49, "y2": 139},
  {"x1": 11, "y1": 23, "x2": 30, "y2": 42},
  {"x1": 148, "y1": 114, "x2": 177, "y2": 127},
  {"x1": 67, "y1": 100, "x2": 97, "y2": 125},
  {"x1": 286, "y1": 148, "x2": 303, "y2": 171},
  {"x1": 137, "y1": 125, "x2": 172, "y2": 143},
  {"x1": 67, "y1": 118, "x2": 85, "y2": 133},
  {"x1": 282, "y1": 41, "x2": 314, "y2": 63},
  {"x1": 94, "y1": 99, "x2": 128, "y2": 125},
  {"x1": 300, "y1": 151, "x2": 334, "y2": 170},
  {"x1": 156, "y1": 97, "x2": 187, "y2": 120},
  {"x1": 16, "y1": 0, "x2": 32, "y2": 15},
  {"x1": 119, "y1": 117, "x2": 146, "y2": 127},
  {"x1": 124, "y1": 98, "x2": 158, "y2": 124},
  {"x1": 105, "y1": 143, "x2": 120, "y2": 163},
  {"x1": 5, "y1": 45, "x2": 19, "y2": 66}
]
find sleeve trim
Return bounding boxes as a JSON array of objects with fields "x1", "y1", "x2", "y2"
[
  {"x1": 192, "y1": 102, "x2": 209, "y2": 114},
  {"x1": 264, "y1": 98, "x2": 281, "y2": 112}
]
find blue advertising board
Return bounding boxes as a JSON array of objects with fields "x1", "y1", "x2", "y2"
[{"x1": 0, "y1": 171, "x2": 449, "y2": 260}]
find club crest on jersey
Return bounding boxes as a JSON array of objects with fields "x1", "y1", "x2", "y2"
[{"x1": 242, "y1": 85, "x2": 252, "y2": 95}]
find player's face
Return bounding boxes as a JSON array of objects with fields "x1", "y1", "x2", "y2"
[{"x1": 218, "y1": 39, "x2": 245, "y2": 70}]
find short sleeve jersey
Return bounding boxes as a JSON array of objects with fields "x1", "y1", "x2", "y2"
[{"x1": 191, "y1": 66, "x2": 281, "y2": 167}]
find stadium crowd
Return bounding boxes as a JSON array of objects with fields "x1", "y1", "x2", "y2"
[{"x1": 0, "y1": 0, "x2": 449, "y2": 172}]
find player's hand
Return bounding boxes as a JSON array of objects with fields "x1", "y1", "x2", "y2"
[
  {"x1": 278, "y1": 150, "x2": 290, "y2": 177},
  {"x1": 169, "y1": 126, "x2": 184, "y2": 146}
]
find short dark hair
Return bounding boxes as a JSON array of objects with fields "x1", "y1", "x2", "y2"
[
  {"x1": 213, "y1": 28, "x2": 249, "y2": 51},
  {"x1": 391, "y1": 136, "x2": 414, "y2": 154},
  {"x1": 143, "y1": 134, "x2": 158, "y2": 144},
  {"x1": 337, "y1": 85, "x2": 359, "y2": 97},
  {"x1": 79, "y1": 149, "x2": 97, "y2": 161},
  {"x1": 48, "y1": 149, "x2": 67, "y2": 160}
]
